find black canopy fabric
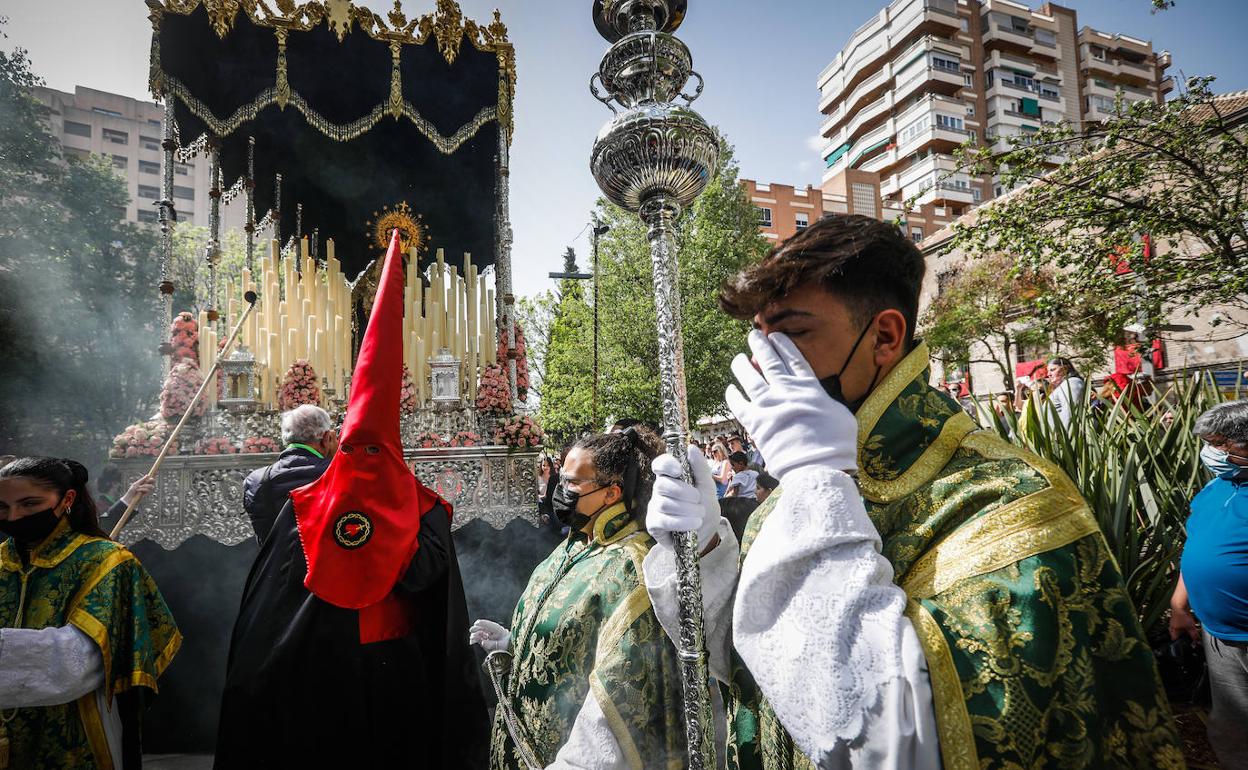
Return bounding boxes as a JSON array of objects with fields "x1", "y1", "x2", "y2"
[{"x1": 149, "y1": 1, "x2": 515, "y2": 278}]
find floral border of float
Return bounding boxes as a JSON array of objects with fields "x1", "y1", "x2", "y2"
[{"x1": 111, "y1": 312, "x2": 543, "y2": 458}]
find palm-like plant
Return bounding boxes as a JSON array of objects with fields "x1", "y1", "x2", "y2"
[{"x1": 975, "y1": 373, "x2": 1231, "y2": 635}]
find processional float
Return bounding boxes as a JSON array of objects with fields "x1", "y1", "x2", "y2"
[
  {"x1": 114, "y1": 0, "x2": 539, "y2": 752},
  {"x1": 590, "y1": 1, "x2": 720, "y2": 766},
  {"x1": 116, "y1": 0, "x2": 537, "y2": 548}
]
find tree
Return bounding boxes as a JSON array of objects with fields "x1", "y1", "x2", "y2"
[
  {"x1": 0, "y1": 27, "x2": 161, "y2": 462},
  {"x1": 531, "y1": 135, "x2": 767, "y2": 441},
  {"x1": 945, "y1": 78, "x2": 1248, "y2": 343},
  {"x1": 515, "y1": 290, "x2": 557, "y2": 403},
  {"x1": 538, "y1": 249, "x2": 595, "y2": 446},
  {"x1": 592, "y1": 135, "x2": 769, "y2": 427}
]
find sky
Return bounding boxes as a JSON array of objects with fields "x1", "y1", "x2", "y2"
[{"x1": 5, "y1": 0, "x2": 1247, "y2": 299}]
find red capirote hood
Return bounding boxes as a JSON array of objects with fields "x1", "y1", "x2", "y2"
[{"x1": 291, "y1": 229, "x2": 444, "y2": 609}]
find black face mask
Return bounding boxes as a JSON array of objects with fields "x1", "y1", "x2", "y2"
[
  {"x1": 551, "y1": 482, "x2": 606, "y2": 532},
  {"x1": 0, "y1": 502, "x2": 63, "y2": 545},
  {"x1": 819, "y1": 322, "x2": 880, "y2": 414}
]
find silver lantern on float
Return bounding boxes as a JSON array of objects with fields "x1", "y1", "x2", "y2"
[{"x1": 589, "y1": 1, "x2": 718, "y2": 766}]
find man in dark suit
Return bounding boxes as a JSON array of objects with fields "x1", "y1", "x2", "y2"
[{"x1": 242, "y1": 404, "x2": 337, "y2": 544}]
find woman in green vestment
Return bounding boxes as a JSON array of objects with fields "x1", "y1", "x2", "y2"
[
  {"x1": 470, "y1": 428, "x2": 687, "y2": 770},
  {"x1": 0, "y1": 457, "x2": 181, "y2": 770}
]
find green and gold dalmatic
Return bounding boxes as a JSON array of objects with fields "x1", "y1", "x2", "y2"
[
  {"x1": 0, "y1": 518, "x2": 181, "y2": 770},
  {"x1": 490, "y1": 503, "x2": 686, "y2": 770},
  {"x1": 726, "y1": 344, "x2": 1184, "y2": 770}
]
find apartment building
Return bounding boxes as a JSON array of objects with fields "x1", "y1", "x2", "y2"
[
  {"x1": 33, "y1": 85, "x2": 245, "y2": 229},
  {"x1": 817, "y1": 0, "x2": 1171, "y2": 217},
  {"x1": 742, "y1": 178, "x2": 954, "y2": 246}
]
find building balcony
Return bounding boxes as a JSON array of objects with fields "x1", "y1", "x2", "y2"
[
  {"x1": 983, "y1": 21, "x2": 1034, "y2": 51},
  {"x1": 820, "y1": 0, "x2": 961, "y2": 105},
  {"x1": 823, "y1": 64, "x2": 893, "y2": 134},
  {"x1": 895, "y1": 64, "x2": 964, "y2": 103},
  {"x1": 841, "y1": 91, "x2": 894, "y2": 145},
  {"x1": 912, "y1": 180, "x2": 976, "y2": 207}
]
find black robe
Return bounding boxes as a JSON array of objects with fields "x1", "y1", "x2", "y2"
[{"x1": 214, "y1": 498, "x2": 489, "y2": 768}]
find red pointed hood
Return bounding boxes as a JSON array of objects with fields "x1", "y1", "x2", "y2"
[{"x1": 291, "y1": 230, "x2": 443, "y2": 609}]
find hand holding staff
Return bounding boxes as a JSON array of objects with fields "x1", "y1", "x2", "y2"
[{"x1": 110, "y1": 291, "x2": 259, "y2": 540}]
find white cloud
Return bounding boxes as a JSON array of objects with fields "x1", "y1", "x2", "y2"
[{"x1": 805, "y1": 134, "x2": 825, "y2": 153}]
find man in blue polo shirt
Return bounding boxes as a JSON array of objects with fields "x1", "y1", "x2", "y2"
[
  {"x1": 242, "y1": 404, "x2": 337, "y2": 544},
  {"x1": 1172, "y1": 400, "x2": 1248, "y2": 770}
]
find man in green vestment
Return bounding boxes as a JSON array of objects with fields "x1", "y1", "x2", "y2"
[
  {"x1": 471, "y1": 428, "x2": 686, "y2": 769},
  {"x1": 643, "y1": 214, "x2": 1184, "y2": 769}
]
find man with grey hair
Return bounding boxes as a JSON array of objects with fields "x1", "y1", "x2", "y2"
[
  {"x1": 242, "y1": 404, "x2": 338, "y2": 544},
  {"x1": 1171, "y1": 399, "x2": 1248, "y2": 770}
]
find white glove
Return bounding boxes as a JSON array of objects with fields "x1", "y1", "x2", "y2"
[
  {"x1": 468, "y1": 619, "x2": 511, "y2": 653},
  {"x1": 648, "y1": 446, "x2": 721, "y2": 547},
  {"x1": 726, "y1": 330, "x2": 858, "y2": 481}
]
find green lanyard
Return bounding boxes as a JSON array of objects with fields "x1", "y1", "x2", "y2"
[{"x1": 286, "y1": 443, "x2": 324, "y2": 458}]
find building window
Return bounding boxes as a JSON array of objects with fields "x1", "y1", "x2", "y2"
[
  {"x1": 966, "y1": 104, "x2": 976, "y2": 117},
  {"x1": 911, "y1": 227, "x2": 924, "y2": 243},
  {"x1": 1035, "y1": 28, "x2": 1056, "y2": 47},
  {"x1": 1090, "y1": 45, "x2": 1106, "y2": 61},
  {"x1": 931, "y1": 54, "x2": 961, "y2": 74},
  {"x1": 139, "y1": 160, "x2": 160, "y2": 175},
  {"x1": 972, "y1": 187, "x2": 982, "y2": 202},
  {"x1": 92, "y1": 107, "x2": 123, "y2": 118},
  {"x1": 756, "y1": 207, "x2": 772, "y2": 227},
  {"x1": 102, "y1": 128, "x2": 128, "y2": 145},
  {"x1": 900, "y1": 114, "x2": 932, "y2": 144},
  {"x1": 959, "y1": 17, "x2": 970, "y2": 32},
  {"x1": 64, "y1": 120, "x2": 91, "y2": 138},
  {"x1": 985, "y1": 70, "x2": 995, "y2": 88},
  {"x1": 147, "y1": 118, "x2": 161, "y2": 127},
  {"x1": 175, "y1": 163, "x2": 191, "y2": 176},
  {"x1": 111, "y1": 154, "x2": 127, "y2": 170},
  {"x1": 964, "y1": 72, "x2": 974, "y2": 87},
  {"x1": 137, "y1": 184, "x2": 160, "y2": 200},
  {"x1": 795, "y1": 213, "x2": 809, "y2": 231},
  {"x1": 937, "y1": 113, "x2": 965, "y2": 132},
  {"x1": 140, "y1": 135, "x2": 160, "y2": 151},
  {"x1": 137, "y1": 209, "x2": 159, "y2": 224},
  {"x1": 851, "y1": 183, "x2": 876, "y2": 216},
  {"x1": 173, "y1": 185, "x2": 195, "y2": 201}
]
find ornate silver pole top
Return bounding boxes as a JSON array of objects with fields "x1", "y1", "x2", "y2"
[
  {"x1": 588, "y1": 1, "x2": 717, "y2": 767},
  {"x1": 590, "y1": 0, "x2": 718, "y2": 221}
]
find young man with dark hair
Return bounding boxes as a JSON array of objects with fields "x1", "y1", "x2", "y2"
[{"x1": 644, "y1": 214, "x2": 1181, "y2": 768}]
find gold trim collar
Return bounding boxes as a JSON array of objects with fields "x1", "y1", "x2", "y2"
[
  {"x1": 0, "y1": 517, "x2": 97, "y2": 572},
  {"x1": 591, "y1": 503, "x2": 639, "y2": 546},
  {"x1": 855, "y1": 342, "x2": 976, "y2": 503}
]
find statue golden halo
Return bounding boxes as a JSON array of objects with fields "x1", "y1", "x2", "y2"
[{"x1": 368, "y1": 201, "x2": 428, "y2": 254}]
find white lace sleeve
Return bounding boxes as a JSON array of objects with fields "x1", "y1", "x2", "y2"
[
  {"x1": 732, "y1": 467, "x2": 940, "y2": 769},
  {"x1": 0, "y1": 625, "x2": 105, "y2": 708},
  {"x1": 546, "y1": 689, "x2": 627, "y2": 770},
  {"x1": 642, "y1": 517, "x2": 738, "y2": 682}
]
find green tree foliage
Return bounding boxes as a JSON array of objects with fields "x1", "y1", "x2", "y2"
[
  {"x1": 0, "y1": 30, "x2": 161, "y2": 462},
  {"x1": 531, "y1": 137, "x2": 767, "y2": 445},
  {"x1": 923, "y1": 254, "x2": 1113, "y2": 388},
  {"x1": 168, "y1": 221, "x2": 249, "y2": 314},
  {"x1": 945, "y1": 78, "x2": 1248, "y2": 341},
  {"x1": 538, "y1": 249, "x2": 594, "y2": 446}
]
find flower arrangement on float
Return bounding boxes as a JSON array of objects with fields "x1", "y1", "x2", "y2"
[
  {"x1": 160, "y1": 361, "x2": 207, "y2": 419},
  {"x1": 169, "y1": 312, "x2": 199, "y2": 363},
  {"x1": 110, "y1": 419, "x2": 176, "y2": 459},
  {"x1": 448, "y1": 431, "x2": 482, "y2": 448},
  {"x1": 494, "y1": 415, "x2": 543, "y2": 450},
  {"x1": 413, "y1": 431, "x2": 450, "y2": 449},
  {"x1": 475, "y1": 363, "x2": 512, "y2": 416},
  {"x1": 242, "y1": 436, "x2": 281, "y2": 454},
  {"x1": 278, "y1": 359, "x2": 321, "y2": 410},
  {"x1": 194, "y1": 436, "x2": 239, "y2": 455},
  {"x1": 399, "y1": 364, "x2": 418, "y2": 416}
]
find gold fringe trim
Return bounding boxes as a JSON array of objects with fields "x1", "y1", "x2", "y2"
[
  {"x1": 77, "y1": 691, "x2": 114, "y2": 770},
  {"x1": 589, "y1": 674, "x2": 645, "y2": 770},
  {"x1": 906, "y1": 601, "x2": 979, "y2": 770}
]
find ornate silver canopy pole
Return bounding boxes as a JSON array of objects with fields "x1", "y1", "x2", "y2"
[
  {"x1": 244, "y1": 136, "x2": 256, "y2": 274},
  {"x1": 158, "y1": 95, "x2": 178, "y2": 377},
  {"x1": 589, "y1": 1, "x2": 717, "y2": 766},
  {"x1": 206, "y1": 138, "x2": 222, "y2": 325}
]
